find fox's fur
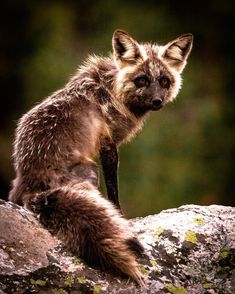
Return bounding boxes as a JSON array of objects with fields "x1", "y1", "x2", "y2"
[{"x1": 9, "y1": 30, "x2": 193, "y2": 285}]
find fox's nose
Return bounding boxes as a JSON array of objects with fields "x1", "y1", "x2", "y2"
[{"x1": 152, "y1": 98, "x2": 163, "y2": 107}]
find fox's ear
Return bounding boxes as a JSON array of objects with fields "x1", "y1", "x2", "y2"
[
  {"x1": 112, "y1": 30, "x2": 143, "y2": 68},
  {"x1": 163, "y1": 34, "x2": 193, "y2": 73}
]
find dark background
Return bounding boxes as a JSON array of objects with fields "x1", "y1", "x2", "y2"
[{"x1": 1, "y1": 0, "x2": 234, "y2": 217}]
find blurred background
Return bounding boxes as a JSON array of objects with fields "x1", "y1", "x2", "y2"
[{"x1": 0, "y1": 0, "x2": 234, "y2": 217}]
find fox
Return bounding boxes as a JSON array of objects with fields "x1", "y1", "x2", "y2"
[{"x1": 9, "y1": 30, "x2": 193, "y2": 285}]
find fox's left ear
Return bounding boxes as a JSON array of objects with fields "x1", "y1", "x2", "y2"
[
  {"x1": 163, "y1": 34, "x2": 193, "y2": 73},
  {"x1": 112, "y1": 30, "x2": 143, "y2": 68}
]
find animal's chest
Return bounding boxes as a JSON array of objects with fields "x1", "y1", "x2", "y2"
[
  {"x1": 110, "y1": 114, "x2": 143, "y2": 145},
  {"x1": 100, "y1": 103, "x2": 144, "y2": 145}
]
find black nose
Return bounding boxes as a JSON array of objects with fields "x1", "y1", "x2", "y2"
[{"x1": 152, "y1": 98, "x2": 163, "y2": 107}]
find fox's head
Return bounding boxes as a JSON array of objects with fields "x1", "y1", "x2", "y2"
[{"x1": 112, "y1": 30, "x2": 193, "y2": 117}]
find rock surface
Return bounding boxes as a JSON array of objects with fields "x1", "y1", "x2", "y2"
[{"x1": 0, "y1": 199, "x2": 234, "y2": 293}]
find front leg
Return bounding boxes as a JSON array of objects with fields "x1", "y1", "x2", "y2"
[{"x1": 99, "y1": 140, "x2": 120, "y2": 209}]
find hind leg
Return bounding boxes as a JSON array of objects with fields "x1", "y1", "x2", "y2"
[
  {"x1": 69, "y1": 161, "x2": 99, "y2": 188},
  {"x1": 9, "y1": 175, "x2": 27, "y2": 205}
]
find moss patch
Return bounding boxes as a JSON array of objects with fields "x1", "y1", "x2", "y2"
[
  {"x1": 52, "y1": 289, "x2": 68, "y2": 294},
  {"x1": 140, "y1": 266, "x2": 150, "y2": 276},
  {"x1": 64, "y1": 276, "x2": 74, "y2": 287},
  {"x1": 73, "y1": 257, "x2": 82, "y2": 264},
  {"x1": 77, "y1": 277, "x2": 87, "y2": 284},
  {"x1": 30, "y1": 279, "x2": 46, "y2": 286},
  {"x1": 193, "y1": 218, "x2": 205, "y2": 226},
  {"x1": 166, "y1": 283, "x2": 188, "y2": 294},
  {"x1": 219, "y1": 249, "x2": 229, "y2": 259},
  {"x1": 150, "y1": 259, "x2": 158, "y2": 267},
  {"x1": 202, "y1": 283, "x2": 214, "y2": 289},
  {"x1": 156, "y1": 227, "x2": 165, "y2": 236},
  {"x1": 184, "y1": 230, "x2": 198, "y2": 244},
  {"x1": 93, "y1": 284, "x2": 101, "y2": 294}
]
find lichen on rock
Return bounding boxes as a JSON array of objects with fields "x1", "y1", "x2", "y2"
[{"x1": 0, "y1": 200, "x2": 234, "y2": 293}]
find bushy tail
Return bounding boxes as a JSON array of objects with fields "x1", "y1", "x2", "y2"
[{"x1": 25, "y1": 183, "x2": 144, "y2": 285}]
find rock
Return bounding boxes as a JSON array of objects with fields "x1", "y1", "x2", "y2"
[{"x1": 0, "y1": 199, "x2": 234, "y2": 293}]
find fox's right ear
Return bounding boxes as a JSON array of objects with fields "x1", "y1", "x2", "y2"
[
  {"x1": 112, "y1": 30, "x2": 143, "y2": 68},
  {"x1": 163, "y1": 34, "x2": 193, "y2": 73}
]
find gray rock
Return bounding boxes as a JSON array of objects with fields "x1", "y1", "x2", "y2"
[{"x1": 0, "y1": 199, "x2": 234, "y2": 293}]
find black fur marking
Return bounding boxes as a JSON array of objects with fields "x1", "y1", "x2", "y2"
[
  {"x1": 37, "y1": 181, "x2": 50, "y2": 191},
  {"x1": 38, "y1": 190, "x2": 66, "y2": 235},
  {"x1": 125, "y1": 97, "x2": 150, "y2": 118},
  {"x1": 96, "y1": 87, "x2": 111, "y2": 105},
  {"x1": 126, "y1": 237, "x2": 144, "y2": 257},
  {"x1": 30, "y1": 189, "x2": 60, "y2": 223},
  {"x1": 79, "y1": 222, "x2": 122, "y2": 275},
  {"x1": 80, "y1": 229, "x2": 106, "y2": 268},
  {"x1": 40, "y1": 191, "x2": 59, "y2": 213},
  {"x1": 134, "y1": 75, "x2": 150, "y2": 88},
  {"x1": 99, "y1": 141, "x2": 120, "y2": 209},
  {"x1": 90, "y1": 69, "x2": 100, "y2": 83},
  {"x1": 115, "y1": 38, "x2": 126, "y2": 57}
]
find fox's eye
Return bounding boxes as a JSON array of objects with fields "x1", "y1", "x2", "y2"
[
  {"x1": 159, "y1": 76, "x2": 171, "y2": 89},
  {"x1": 134, "y1": 75, "x2": 149, "y2": 88}
]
